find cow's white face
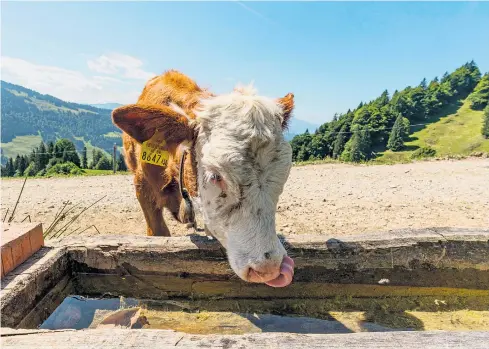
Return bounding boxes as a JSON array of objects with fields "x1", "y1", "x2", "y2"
[{"x1": 192, "y1": 85, "x2": 295, "y2": 287}]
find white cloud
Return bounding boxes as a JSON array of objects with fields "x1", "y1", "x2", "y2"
[
  {"x1": 0, "y1": 55, "x2": 145, "y2": 104},
  {"x1": 87, "y1": 52, "x2": 156, "y2": 81}
]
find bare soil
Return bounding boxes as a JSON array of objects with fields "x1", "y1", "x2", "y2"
[{"x1": 1, "y1": 159, "x2": 488, "y2": 239}]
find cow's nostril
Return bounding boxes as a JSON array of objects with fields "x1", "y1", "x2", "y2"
[{"x1": 264, "y1": 252, "x2": 271, "y2": 260}]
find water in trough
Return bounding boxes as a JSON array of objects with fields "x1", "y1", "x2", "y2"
[{"x1": 38, "y1": 294, "x2": 489, "y2": 334}]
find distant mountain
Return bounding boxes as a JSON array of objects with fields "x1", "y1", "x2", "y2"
[
  {"x1": 1, "y1": 81, "x2": 122, "y2": 161},
  {"x1": 284, "y1": 118, "x2": 319, "y2": 141},
  {"x1": 89, "y1": 103, "x2": 123, "y2": 110}
]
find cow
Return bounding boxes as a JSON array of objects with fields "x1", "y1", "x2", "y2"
[{"x1": 111, "y1": 70, "x2": 296, "y2": 287}]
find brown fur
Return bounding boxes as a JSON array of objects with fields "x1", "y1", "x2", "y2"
[
  {"x1": 112, "y1": 70, "x2": 294, "y2": 237},
  {"x1": 112, "y1": 70, "x2": 204, "y2": 236}
]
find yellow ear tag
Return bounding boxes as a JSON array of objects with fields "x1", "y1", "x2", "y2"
[{"x1": 140, "y1": 132, "x2": 169, "y2": 167}]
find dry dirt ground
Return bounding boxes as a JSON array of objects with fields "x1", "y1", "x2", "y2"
[{"x1": 1, "y1": 159, "x2": 488, "y2": 239}]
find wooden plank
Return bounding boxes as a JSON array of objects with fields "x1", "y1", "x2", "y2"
[
  {"x1": 64, "y1": 229, "x2": 489, "y2": 290},
  {"x1": 1, "y1": 223, "x2": 44, "y2": 279},
  {"x1": 0, "y1": 248, "x2": 69, "y2": 328},
  {"x1": 1, "y1": 246, "x2": 14, "y2": 278},
  {"x1": 1, "y1": 329, "x2": 489, "y2": 348}
]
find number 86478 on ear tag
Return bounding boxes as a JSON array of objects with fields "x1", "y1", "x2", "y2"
[{"x1": 140, "y1": 138, "x2": 169, "y2": 167}]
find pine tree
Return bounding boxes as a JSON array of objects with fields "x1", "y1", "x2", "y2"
[
  {"x1": 62, "y1": 149, "x2": 69, "y2": 163},
  {"x1": 82, "y1": 147, "x2": 88, "y2": 169},
  {"x1": 441, "y1": 72, "x2": 450, "y2": 83},
  {"x1": 332, "y1": 126, "x2": 347, "y2": 159},
  {"x1": 117, "y1": 153, "x2": 127, "y2": 171},
  {"x1": 31, "y1": 146, "x2": 43, "y2": 174},
  {"x1": 54, "y1": 139, "x2": 80, "y2": 167},
  {"x1": 2, "y1": 158, "x2": 11, "y2": 177},
  {"x1": 387, "y1": 114, "x2": 405, "y2": 151},
  {"x1": 482, "y1": 105, "x2": 489, "y2": 139},
  {"x1": 376, "y1": 90, "x2": 390, "y2": 107},
  {"x1": 359, "y1": 127, "x2": 372, "y2": 160},
  {"x1": 14, "y1": 155, "x2": 21, "y2": 173},
  {"x1": 349, "y1": 131, "x2": 363, "y2": 163},
  {"x1": 53, "y1": 143, "x2": 60, "y2": 158},
  {"x1": 347, "y1": 126, "x2": 372, "y2": 162},
  {"x1": 419, "y1": 78, "x2": 427, "y2": 89},
  {"x1": 18, "y1": 156, "x2": 27, "y2": 175},
  {"x1": 296, "y1": 144, "x2": 309, "y2": 162},
  {"x1": 47, "y1": 141, "x2": 55, "y2": 157},
  {"x1": 38, "y1": 142, "x2": 49, "y2": 170},
  {"x1": 91, "y1": 149, "x2": 103, "y2": 169},
  {"x1": 7, "y1": 157, "x2": 15, "y2": 176},
  {"x1": 95, "y1": 155, "x2": 112, "y2": 170}
]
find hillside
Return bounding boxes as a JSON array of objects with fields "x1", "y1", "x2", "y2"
[
  {"x1": 377, "y1": 100, "x2": 489, "y2": 163},
  {"x1": 290, "y1": 61, "x2": 489, "y2": 163},
  {"x1": 0, "y1": 81, "x2": 123, "y2": 163},
  {"x1": 89, "y1": 103, "x2": 123, "y2": 110}
]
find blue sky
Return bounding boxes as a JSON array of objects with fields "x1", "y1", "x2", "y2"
[{"x1": 2, "y1": 1, "x2": 489, "y2": 125}]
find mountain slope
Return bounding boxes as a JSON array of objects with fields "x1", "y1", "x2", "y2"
[
  {"x1": 285, "y1": 117, "x2": 319, "y2": 141},
  {"x1": 89, "y1": 103, "x2": 123, "y2": 110},
  {"x1": 1, "y1": 81, "x2": 122, "y2": 161},
  {"x1": 377, "y1": 99, "x2": 489, "y2": 163},
  {"x1": 289, "y1": 61, "x2": 488, "y2": 163}
]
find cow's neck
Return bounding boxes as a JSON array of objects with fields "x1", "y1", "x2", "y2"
[{"x1": 179, "y1": 141, "x2": 199, "y2": 199}]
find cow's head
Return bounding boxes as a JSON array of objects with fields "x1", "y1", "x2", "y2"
[{"x1": 112, "y1": 85, "x2": 295, "y2": 287}]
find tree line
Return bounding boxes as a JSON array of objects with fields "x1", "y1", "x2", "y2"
[
  {"x1": 290, "y1": 61, "x2": 489, "y2": 163},
  {"x1": 1, "y1": 138, "x2": 127, "y2": 177}
]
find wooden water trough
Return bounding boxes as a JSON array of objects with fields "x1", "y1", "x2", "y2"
[{"x1": 1, "y1": 223, "x2": 489, "y2": 348}]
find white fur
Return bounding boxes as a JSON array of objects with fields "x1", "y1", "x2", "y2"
[{"x1": 192, "y1": 84, "x2": 292, "y2": 281}]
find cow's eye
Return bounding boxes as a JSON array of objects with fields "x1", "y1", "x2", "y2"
[
  {"x1": 210, "y1": 173, "x2": 222, "y2": 184},
  {"x1": 208, "y1": 172, "x2": 227, "y2": 192}
]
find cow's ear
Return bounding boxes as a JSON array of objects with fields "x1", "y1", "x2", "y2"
[
  {"x1": 112, "y1": 104, "x2": 194, "y2": 145},
  {"x1": 277, "y1": 93, "x2": 294, "y2": 130}
]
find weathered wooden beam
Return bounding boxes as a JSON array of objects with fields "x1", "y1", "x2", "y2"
[
  {"x1": 1, "y1": 223, "x2": 44, "y2": 278},
  {"x1": 2, "y1": 328, "x2": 489, "y2": 349}
]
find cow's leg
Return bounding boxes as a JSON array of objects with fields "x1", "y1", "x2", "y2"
[{"x1": 135, "y1": 178, "x2": 171, "y2": 237}]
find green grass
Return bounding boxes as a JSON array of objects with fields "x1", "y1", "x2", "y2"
[
  {"x1": 1, "y1": 169, "x2": 130, "y2": 180},
  {"x1": 82, "y1": 169, "x2": 125, "y2": 176},
  {"x1": 293, "y1": 157, "x2": 343, "y2": 167},
  {"x1": 104, "y1": 131, "x2": 122, "y2": 138},
  {"x1": 374, "y1": 100, "x2": 489, "y2": 163},
  {"x1": 26, "y1": 97, "x2": 97, "y2": 115},
  {"x1": 72, "y1": 137, "x2": 113, "y2": 164},
  {"x1": 1, "y1": 134, "x2": 43, "y2": 158}
]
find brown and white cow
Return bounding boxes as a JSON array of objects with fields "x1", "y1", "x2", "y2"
[{"x1": 111, "y1": 70, "x2": 295, "y2": 287}]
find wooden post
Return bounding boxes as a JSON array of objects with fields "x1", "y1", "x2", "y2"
[{"x1": 113, "y1": 143, "x2": 116, "y2": 174}]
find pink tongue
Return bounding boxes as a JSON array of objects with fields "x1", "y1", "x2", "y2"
[{"x1": 265, "y1": 256, "x2": 295, "y2": 288}]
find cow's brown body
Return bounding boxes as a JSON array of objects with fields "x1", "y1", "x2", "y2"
[{"x1": 121, "y1": 70, "x2": 207, "y2": 236}]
